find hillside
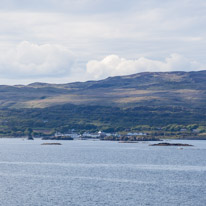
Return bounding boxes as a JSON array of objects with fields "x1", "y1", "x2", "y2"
[
  {"x1": 0, "y1": 70, "x2": 206, "y2": 109},
  {"x1": 0, "y1": 70, "x2": 206, "y2": 137}
]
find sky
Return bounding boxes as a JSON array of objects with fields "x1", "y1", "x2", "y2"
[{"x1": 0, "y1": 0, "x2": 205, "y2": 85}]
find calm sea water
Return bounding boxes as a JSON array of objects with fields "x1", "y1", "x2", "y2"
[{"x1": 0, "y1": 139, "x2": 206, "y2": 206}]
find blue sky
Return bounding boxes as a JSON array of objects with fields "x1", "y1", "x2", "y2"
[{"x1": 0, "y1": 0, "x2": 205, "y2": 84}]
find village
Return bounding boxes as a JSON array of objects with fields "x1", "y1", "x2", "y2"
[
  {"x1": 41, "y1": 130, "x2": 160, "y2": 141},
  {"x1": 40, "y1": 126, "x2": 206, "y2": 141}
]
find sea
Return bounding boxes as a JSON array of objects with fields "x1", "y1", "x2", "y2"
[{"x1": 0, "y1": 139, "x2": 205, "y2": 206}]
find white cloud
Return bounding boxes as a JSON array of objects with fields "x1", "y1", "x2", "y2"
[
  {"x1": 86, "y1": 54, "x2": 201, "y2": 79},
  {"x1": 0, "y1": 41, "x2": 74, "y2": 78},
  {"x1": 0, "y1": 1, "x2": 205, "y2": 84}
]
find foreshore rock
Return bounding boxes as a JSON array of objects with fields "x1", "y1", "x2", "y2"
[
  {"x1": 41, "y1": 143, "x2": 62, "y2": 145},
  {"x1": 42, "y1": 137, "x2": 73, "y2": 140},
  {"x1": 150, "y1": 142, "x2": 193, "y2": 146},
  {"x1": 102, "y1": 136, "x2": 161, "y2": 141}
]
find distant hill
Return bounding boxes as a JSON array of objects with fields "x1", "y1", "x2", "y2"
[
  {"x1": 0, "y1": 70, "x2": 206, "y2": 109},
  {"x1": 0, "y1": 70, "x2": 206, "y2": 136}
]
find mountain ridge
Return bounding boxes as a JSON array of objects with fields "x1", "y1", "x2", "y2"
[
  {"x1": 0, "y1": 70, "x2": 206, "y2": 135},
  {"x1": 0, "y1": 70, "x2": 206, "y2": 109}
]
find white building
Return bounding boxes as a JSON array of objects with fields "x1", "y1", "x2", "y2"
[
  {"x1": 55, "y1": 132, "x2": 80, "y2": 139},
  {"x1": 82, "y1": 132, "x2": 99, "y2": 138},
  {"x1": 127, "y1": 132, "x2": 147, "y2": 136}
]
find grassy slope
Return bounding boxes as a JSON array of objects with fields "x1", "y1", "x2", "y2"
[
  {"x1": 0, "y1": 70, "x2": 206, "y2": 109},
  {"x1": 0, "y1": 70, "x2": 206, "y2": 135}
]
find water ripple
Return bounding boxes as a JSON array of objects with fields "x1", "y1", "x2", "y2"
[{"x1": 0, "y1": 161, "x2": 206, "y2": 171}]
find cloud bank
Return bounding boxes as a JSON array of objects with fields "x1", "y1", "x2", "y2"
[
  {"x1": 86, "y1": 54, "x2": 200, "y2": 79},
  {"x1": 0, "y1": 41, "x2": 202, "y2": 84},
  {"x1": 0, "y1": 41, "x2": 74, "y2": 79}
]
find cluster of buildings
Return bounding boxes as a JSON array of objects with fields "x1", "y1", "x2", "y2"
[{"x1": 54, "y1": 131, "x2": 148, "y2": 139}]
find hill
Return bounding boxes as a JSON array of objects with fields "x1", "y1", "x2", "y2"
[
  {"x1": 0, "y1": 70, "x2": 206, "y2": 137},
  {"x1": 0, "y1": 70, "x2": 206, "y2": 109}
]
